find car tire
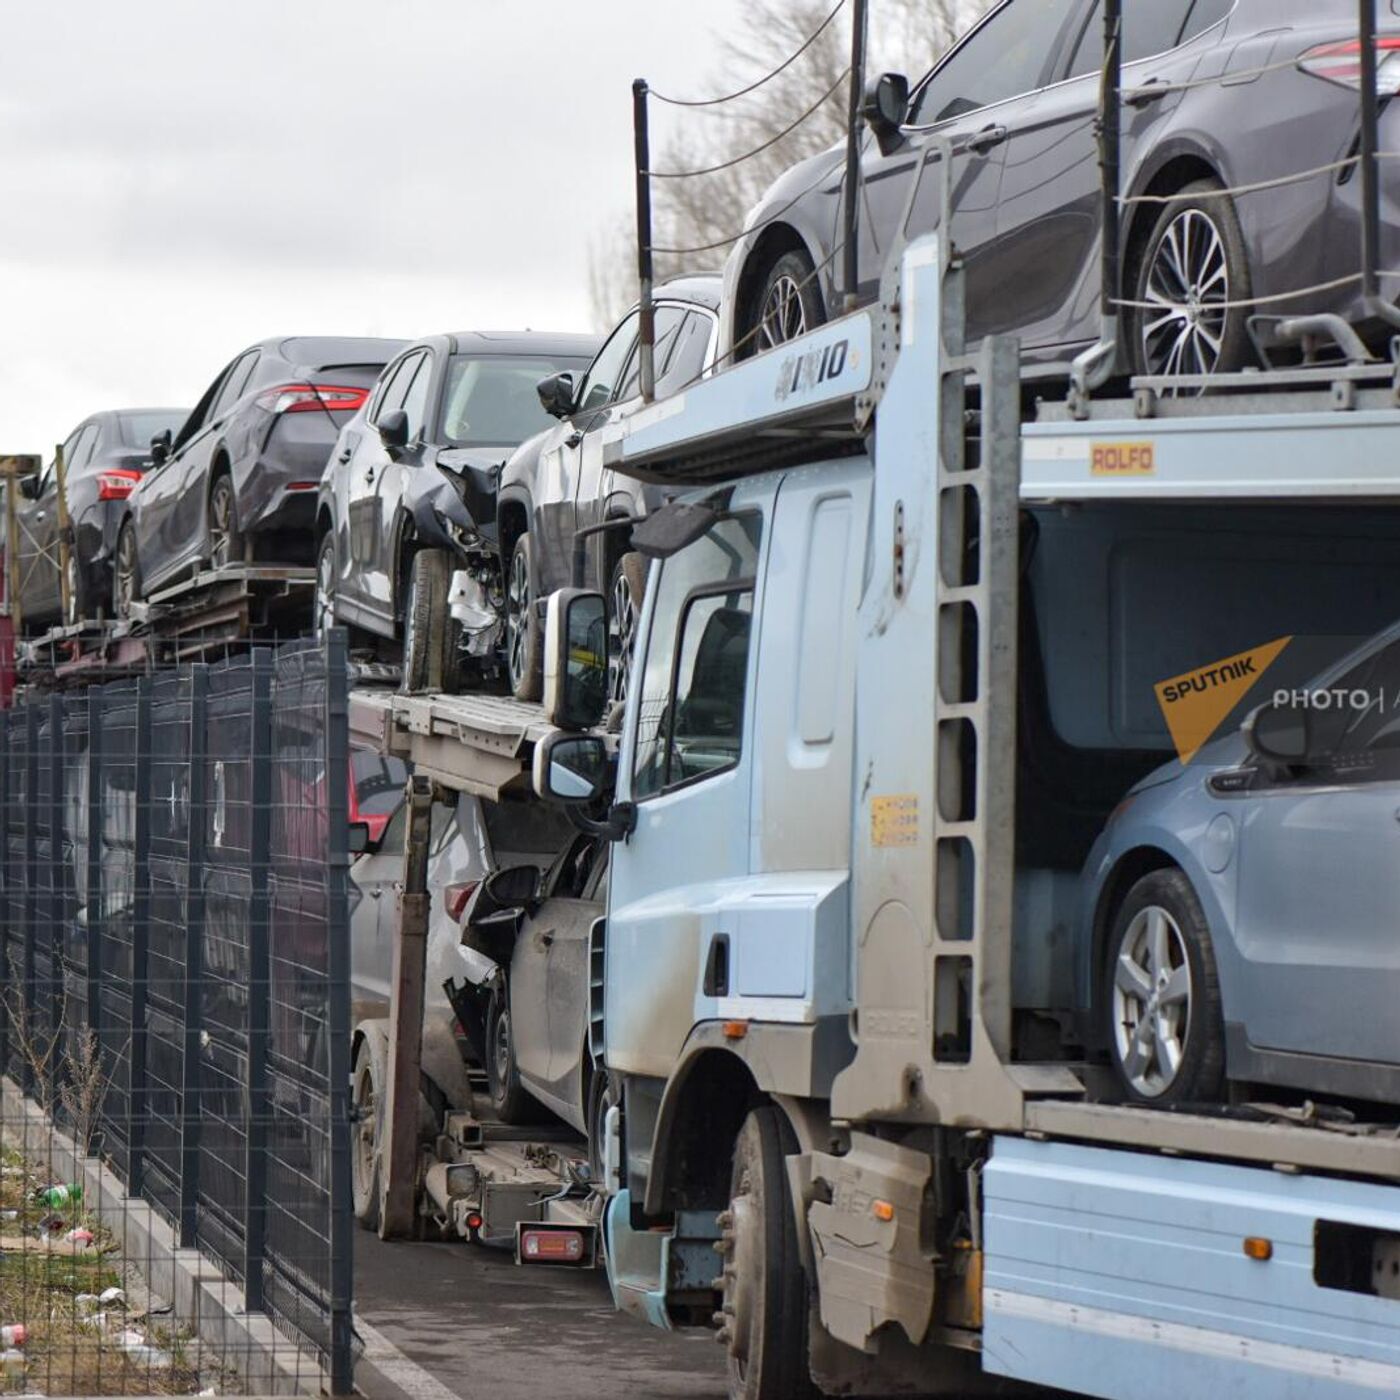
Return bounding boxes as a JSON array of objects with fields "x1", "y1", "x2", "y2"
[
  {"x1": 720, "y1": 1105, "x2": 815, "y2": 1400},
  {"x1": 607, "y1": 550, "x2": 647, "y2": 709},
  {"x1": 208, "y1": 474, "x2": 244, "y2": 570},
  {"x1": 585, "y1": 1063, "x2": 620, "y2": 1185},
  {"x1": 1103, "y1": 867, "x2": 1225, "y2": 1106},
  {"x1": 351, "y1": 1041, "x2": 384, "y2": 1233},
  {"x1": 743, "y1": 248, "x2": 827, "y2": 359},
  {"x1": 401, "y1": 549, "x2": 463, "y2": 695},
  {"x1": 314, "y1": 534, "x2": 337, "y2": 642},
  {"x1": 1128, "y1": 177, "x2": 1252, "y2": 382},
  {"x1": 505, "y1": 532, "x2": 543, "y2": 702},
  {"x1": 113, "y1": 522, "x2": 141, "y2": 621},
  {"x1": 485, "y1": 989, "x2": 541, "y2": 1126},
  {"x1": 63, "y1": 549, "x2": 88, "y2": 626}
]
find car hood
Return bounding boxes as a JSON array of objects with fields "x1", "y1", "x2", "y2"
[
  {"x1": 499, "y1": 426, "x2": 556, "y2": 492},
  {"x1": 1128, "y1": 730, "x2": 1250, "y2": 795}
]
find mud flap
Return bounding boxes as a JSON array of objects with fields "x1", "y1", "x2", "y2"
[{"x1": 808, "y1": 1132, "x2": 936, "y2": 1352}]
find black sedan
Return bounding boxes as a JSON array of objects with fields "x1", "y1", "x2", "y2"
[
  {"x1": 11, "y1": 407, "x2": 187, "y2": 629},
  {"x1": 113, "y1": 336, "x2": 406, "y2": 615},
  {"x1": 723, "y1": 0, "x2": 1397, "y2": 378},
  {"x1": 314, "y1": 331, "x2": 598, "y2": 692}
]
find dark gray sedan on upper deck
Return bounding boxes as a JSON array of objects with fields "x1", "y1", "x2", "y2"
[{"x1": 724, "y1": 0, "x2": 1400, "y2": 379}]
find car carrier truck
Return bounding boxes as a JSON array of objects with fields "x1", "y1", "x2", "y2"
[{"x1": 528, "y1": 232, "x2": 1400, "y2": 1400}]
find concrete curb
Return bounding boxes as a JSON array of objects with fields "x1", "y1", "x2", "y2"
[{"x1": 0, "y1": 1078, "x2": 326, "y2": 1396}]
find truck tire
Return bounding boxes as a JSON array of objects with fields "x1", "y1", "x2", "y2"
[
  {"x1": 1104, "y1": 867, "x2": 1225, "y2": 1106},
  {"x1": 401, "y1": 549, "x2": 463, "y2": 694},
  {"x1": 506, "y1": 532, "x2": 543, "y2": 701},
  {"x1": 485, "y1": 990, "x2": 540, "y2": 1125},
  {"x1": 351, "y1": 1040, "x2": 385, "y2": 1232},
  {"x1": 720, "y1": 1105, "x2": 815, "y2": 1400}
]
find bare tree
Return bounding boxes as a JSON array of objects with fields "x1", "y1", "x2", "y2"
[{"x1": 588, "y1": 0, "x2": 993, "y2": 328}]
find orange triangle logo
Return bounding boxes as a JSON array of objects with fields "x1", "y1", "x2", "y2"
[{"x1": 1155, "y1": 637, "x2": 1292, "y2": 764}]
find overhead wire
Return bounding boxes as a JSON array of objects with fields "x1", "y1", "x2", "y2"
[{"x1": 647, "y1": 0, "x2": 847, "y2": 108}]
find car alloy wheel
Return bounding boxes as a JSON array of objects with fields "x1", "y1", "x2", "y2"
[
  {"x1": 757, "y1": 273, "x2": 809, "y2": 353},
  {"x1": 314, "y1": 539, "x2": 335, "y2": 641},
  {"x1": 64, "y1": 552, "x2": 82, "y2": 626},
  {"x1": 1111, "y1": 903, "x2": 1192, "y2": 1099},
  {"x1": 209, "y1": 477, "x2": 238, "y2": 569},
  {"x1": 1140, "y1": 208, "x2": 1230, "y2": 381},
  {"x1": 114, "y1": 527, "x2": 138, "y2": 619},
  {"x1": 608, "y1": 554, "x2": 644, "y2": 707}
]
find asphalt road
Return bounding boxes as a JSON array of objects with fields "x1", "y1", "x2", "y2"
[{"x1": 355, "y1": 1230, "x2": 727, "y2": 1400}]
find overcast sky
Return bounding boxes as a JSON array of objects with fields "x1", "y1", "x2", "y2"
[{"x1": 0, "y1": 0, "x2": 748, "y2": 453}]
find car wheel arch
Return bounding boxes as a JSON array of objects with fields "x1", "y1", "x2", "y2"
[
  {"x1": 1122, "y1": 146, "x2": 1227, "y2": 284},
  {"x1": 736, "y1": 222, "x2": 826, "y2": 345},
  {"x1": 496, "y1": 493, "x2": 531, "y2": 575}
]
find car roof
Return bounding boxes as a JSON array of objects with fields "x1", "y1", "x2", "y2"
[
  {"x1": 264, "y1": 335, "x2": 410, "y2": 367},
  {"x1": 444, "y1": 330, "x2": 601, "y2": 357},
  {"x1": 651, "y1": 273, "x2": 723, "y2": 311}
]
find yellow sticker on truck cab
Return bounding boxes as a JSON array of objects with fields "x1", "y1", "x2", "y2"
[{"x1": 1090, "y1": 441, "x2": 1156, "y2": 477}]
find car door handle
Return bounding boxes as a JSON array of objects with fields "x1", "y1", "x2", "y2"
[
  {"x1": 967, "y1": 123, "x2": 1007, "y2": 155},
  {"x1": 1127, "y1": 78, "x2": 1171, "y2": 108},
  {"x1": 337, "y1": 448, "x2": 353, "y2": 465}
]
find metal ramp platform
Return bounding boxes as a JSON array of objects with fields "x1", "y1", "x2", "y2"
[{"x1": 348, "y1": 688, "x2": 557, "y2": 798}]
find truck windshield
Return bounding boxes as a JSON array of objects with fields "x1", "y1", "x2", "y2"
[{"x1": 631, "y1": 513, "x2": 761, "y2": 799}]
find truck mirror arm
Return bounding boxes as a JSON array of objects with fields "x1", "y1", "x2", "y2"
[{"x1": 565, "y1": 799, "x2": 637, "y2": 843}]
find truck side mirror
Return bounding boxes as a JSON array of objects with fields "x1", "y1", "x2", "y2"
[
  {"x1": 543, "y1": 588, "x2": 608, "y2": 731},
  {"x1": 534, "y1": 731, "x2": 610, "y2": 805},
  {"x1": 1243, "y1": 699, "x2": 1310, "y2": 767},
  {"x1": 149, "y1": 429, "x2": 172, "y2": 467},
  {"x1": 862, "y1": 72, "x2": 909, "y2": 156}
]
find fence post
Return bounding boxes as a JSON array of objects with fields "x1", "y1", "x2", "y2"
[
  {"x1": 323, "y1": 629, "x2": 354, "y2": 1395},
  {"x1": 21, "y1": 703, "x2": 38, "y2": 1097},
  {"x1": 48, "y1": 693, "x2": 66, "y2": 1053},
  {"x1": 178, "y1": 666, "x2": 208, "y2": 1246},
  {"x1": 128, "y1": 677, "x2": 153, "y2": 1194},
  {"x1": 242, "y1": 649, "x2": 273, "y2": 1311},
  {"x1": 85, "y1": 687, "x2": 103, "y2": 1041},
  {"x1": 0, "y1": 711, "x2": 9, "y2": 1072}
]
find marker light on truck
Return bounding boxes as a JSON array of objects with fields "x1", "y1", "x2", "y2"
[
  {"x1": 256, "y1": 383, "x2": 369, "y2": 415},
  {"x1": 1299, "y1": 37, "x2": 1400, "y2": 93},
  {"x1": 96, "y1": 469, "x2": 143, "y2": 501},
  {"x1": 520, "y1": 1228, "x2": 585, "y2": 1263}
]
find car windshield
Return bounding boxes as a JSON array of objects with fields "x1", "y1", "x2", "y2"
[
  {"x1": 439, "y1": 355, "x2": 589, "y2": 448},
  {"x1": 117, "y1": 411, "x2": 185, "y2": 448}
]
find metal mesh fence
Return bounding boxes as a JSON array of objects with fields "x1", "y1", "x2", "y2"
[{"x1": 0, "y1": 636, "x2": 351, "y2": 1395}]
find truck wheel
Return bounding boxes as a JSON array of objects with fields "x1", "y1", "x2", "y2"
[
  {"x1": 505, "y1": 532, "x2": 543, "y2": 701},
  {"x1": 401, "y1": 549, "x2": 463, "y2": 694},
  {"x1": 607, "y1": 551, "x2": 647, "y2": 707},
  {"x1": 485, "y1": 991, "x2": 539, "y2": 1125},
  {"x1": 719, "y1": 1106, "x2": 814, "y2": 1400},
  {"x1": 351, "y1": 1043, "x2": 384, "y2": 1232},
  {"x1": 1105, "y1": 867, "x2": 1225, "y2": 1106}
]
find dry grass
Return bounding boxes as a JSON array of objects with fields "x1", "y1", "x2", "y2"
[{"x1": 0, "y1": 1146, "x2": 209, "y2": 1396}]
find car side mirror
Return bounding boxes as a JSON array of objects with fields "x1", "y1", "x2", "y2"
[
  {"x1": 1243, "y1": 699, "x2": 1311, "y2": 769},
  {"x1": 481, "y1": 863, "x2": 544, "y2": 913},
  {"x1": 537, "y1": 371, "x2": 577, "y2": 420},
  {"x1": 18, "y1": 474, "x2": 41, "y2": 501},
  {"x1": 149, "y1": 429, "x2": 172, "y2": 467},
  {"x1": 347, "y1": 821, "x2": 371, "y2": 855},
  {"x1": 862, "y1": 72, "x2": 910, "y2": 155},
  {"x1": 377, "y1": 408, "x2": 410, "y2": 455},
  {"x1": 534, "y1": 731, "x2": 610, "y2": 805},
  {"x1": 543, "y1": 588, "x2": 608, "y2": 731}
]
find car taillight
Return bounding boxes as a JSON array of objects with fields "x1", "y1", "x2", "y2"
[
  {"x1": 444, "y1": 880, "x2": 479, "y2": 921},
  {"x1": 1299, "y1": 36, "x2": 1400, "y2": 93},
  {"x1": 257, "y1": 383, "x2": 369, "y2": 415},
  {"x1": 96, "y1": 469, "x2": 142, "y2": 501}
]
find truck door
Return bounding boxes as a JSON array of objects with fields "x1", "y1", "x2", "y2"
[{"x1": 606, "y1": 501, "x2": 769, "y2": 1081}]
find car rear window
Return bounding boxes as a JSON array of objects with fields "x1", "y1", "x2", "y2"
[
  {"x1": 439, "y1": 355, "x2": 592, "y2": 448},
  {"x1": 117, "y1": 411, "x2": 185, "y2": 448},
  {"x1": 281, "y1": 336, "x2": 409, "y2": 371}
]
